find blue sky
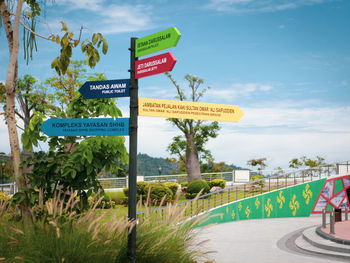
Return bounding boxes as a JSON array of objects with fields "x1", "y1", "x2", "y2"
[{"x1": 1, "y1": 0, "x2": 350, "y2": 170}]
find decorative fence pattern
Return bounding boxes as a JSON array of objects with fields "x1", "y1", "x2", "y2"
[
  {"x1": 199, "y1": 178, "x2": 326, "y2": 227},
  {"x1": 137, "y1": 167, "x2": 333, "y2": 221}
]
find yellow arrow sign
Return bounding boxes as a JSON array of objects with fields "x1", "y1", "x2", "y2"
[{"x1": 138, "y1": 98, "x2": 244, "y2": 122}]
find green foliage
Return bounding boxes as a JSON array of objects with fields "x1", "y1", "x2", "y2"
[
  {"x1": 0, "y1": 192, "x2": 10, "y2": 201},
  {"x1": 136, "y1": 181, "x2": 150, "y2": 197},
  {"x1": 148, "y1": 183, "x2": 173, "y2": 205},
  {"x1": 208, "y1": 179, "x2": 226, "y2": 189},
  {"x1": 19, "y1": 62, "x2": 128, "y2": 210},
  {"x1": 24, "y1": 136, "x2": 128, "y2": 209},
  {"x1": 180, "y1": 181, "x2": 189, "y2": 187},
  {"x1": 247, "y1": 158, "x2": 267, "y2": 171},
  {"x1": 0, "y1": 191, "x2": 208, "y2": 262},
  {"x1": 123, "y1": 187, "x2": 129, "y2": 197},
  {"x1": 289, "y1": 156, "x2": 327, "y2": 169},
  {"x1": 88, "y1": 192, "x2": 115, "y2": 209},
  {"x1": 250, "y1": 175, "x2": 265, "y2": 188},
  {"x1": 185, "y1": 180, "x2": 210, "y2": 199},
  {"x1": 50, "y1": 23, "x2": 108, "y2": 76},
  {"x1": 105, "y1": 191, "x2": 127, "y2": 206},
  {"x1": 163, "y1": 182, "x2": 179, "y2": 198}
]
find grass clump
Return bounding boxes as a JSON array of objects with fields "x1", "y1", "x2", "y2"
[{"x1": 0, "y1": 190, "x2": 212, "y2": 262}]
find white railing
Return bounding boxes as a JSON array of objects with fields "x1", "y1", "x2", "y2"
[
  {"x1": 0, "y1": 162, "x2": 345, "y2": 194},
  {"x1": 0, "y1": 182, "x2": 17, "y2": 196}
]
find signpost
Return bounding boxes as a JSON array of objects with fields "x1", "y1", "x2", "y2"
[
  {"x1": 40, "y1": 118, "x2": 129, "y2": 136},
  {"x1": 139, "y1": 98, "x2": 244, "y2": 122},
  {"x1": 78, "y1": 79, "x2": 130, "y2": 99},
  {"x1": 135, "y1": 52, "x2": 177, "y2": 79},
  {"x1": 135, "y1": 27, "x2": 181, "y2": 58}
]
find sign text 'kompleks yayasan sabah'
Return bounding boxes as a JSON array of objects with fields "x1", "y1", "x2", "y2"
[
  {"x1": 135, "y1": 52, "x2": 176, "y2": 79},
  {"x1": 138, "y1": 98, "x2": 244, "y2": 122},
  {"x1": 78, "y1": 79, "x2": 130, "y2": 99},
  {"x1": 135, "y1": 27, "x2": 181, "y2": 58},
  {"x1": 40, "y1": 118, "x2": 129, "y2": 136}
]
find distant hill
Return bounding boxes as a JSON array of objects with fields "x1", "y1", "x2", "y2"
[
  {"x1": 137, "y1": 153, "x2": 179, "y2": 176},
  {"x1": 136, "y1": 153, "x2": 244, "y2": 176}
]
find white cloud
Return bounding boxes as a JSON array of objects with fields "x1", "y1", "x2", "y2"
[
  {"x1": 54, "y1": 0, "x2": 105, "y2": 11},
  {"x1": 206, "y1": 82, "x2": 274, "y2": 101},
  {"x1": 127, "y1": 104, "x2": 350, "y2": 170},
  {"x1": 206, "y1": 0, "x2": 334, "y2": 13},
  {"x1": 99, "y1": 5, "x2": 155, "y2": 34},
  {"x1": 50, "y1": 1, "x2": 155, "y2": 34},
  {"x1": 279, "y1": 24, "x2": 286, "y2": 29},
  {"x1": 1, "y1": 101, "x2": 348, "y2": 172}
]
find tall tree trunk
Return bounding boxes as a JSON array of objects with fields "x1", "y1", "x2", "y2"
[
  {"x1": 1, "y1": 0, "x2": 32, "y2": 222},
  {"x1": 185, "y1": 134, "x2": 201, "y2": 182}
]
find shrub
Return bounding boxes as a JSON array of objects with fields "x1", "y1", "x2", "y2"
[
  {"x1": 180, "y1": 181, "x2": 188, "y2": 187},
  {"x1": 136, "y1": 181, "x2": 150, "y2": 198},
  {"x1": 163, "y1": 182, "x2": 179, "y2": 198},
  {"x1": 123, "y1": 181, "x2": 152, "y2": 203},
  {"x1": 123, "y1": 187, "x2": 129, "y2": 197},
  {"x1": 105, "y1": 191, "x2": 127, "y2": 205},
  {"x1": 148, "y1": 183, "x2": 173, "y2": 205},
  {"x1": 208, "y1": 179, "x2": 226, "y2": 189},
  {"x1": 185, "y1": 180, "x2": 210, "y2": 199},
  {"x1": 250, "y1": 175, "x2": 265, "y2": 188},
  {"x1": 0, "y1": 192, "x2": 10, "y2": 201}
]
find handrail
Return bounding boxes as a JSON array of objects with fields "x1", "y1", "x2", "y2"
[{"x1": 136, "y1": 165, "x2": 337, "y2": 216}]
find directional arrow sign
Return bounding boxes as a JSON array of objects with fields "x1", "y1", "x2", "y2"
[
  {"x1": 40, "y1": 118, "x2": 129, "y2": 136},
  {"x1": 135, "y1": 27, "x2": 181, "y2": 58},
  {"x1": 78, "y1": 79, "x2": 130, "y2": 99},
  {"x1": 139, "y1": 98, "x2": 244, "y2": 122},
  {"x1": 135, "y1": 52, "x2": 176, "y2": 79}
]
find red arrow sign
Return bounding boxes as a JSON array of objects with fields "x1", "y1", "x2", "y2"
[{"x1": 135, "y1": 52, "x2": 177, "y2": 79}]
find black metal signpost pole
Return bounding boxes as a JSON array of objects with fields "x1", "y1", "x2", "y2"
[{"x1": 128, "y1": 37, "x2": 138, "y2": 263}]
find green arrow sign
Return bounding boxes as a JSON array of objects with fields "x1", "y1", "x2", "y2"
[{"x1": 135, "y1": 27, "x2": 181, "y2": 58}]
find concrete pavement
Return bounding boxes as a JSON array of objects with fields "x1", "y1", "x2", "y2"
[{"x1": 196, "y1": 215, "x2": 349, "y2": 263}]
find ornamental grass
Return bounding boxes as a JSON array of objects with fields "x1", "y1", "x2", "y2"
[{"x1": 0, "y1": 190, "x2": 214, "y2": 262}]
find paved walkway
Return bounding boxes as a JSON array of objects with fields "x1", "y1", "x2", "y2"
[
  {"x1": 323, "y1": 220, "x2": 350, "y2": 241},
  {"x1": 196, "y1": 215, "x2": 349, "y2": 263}
]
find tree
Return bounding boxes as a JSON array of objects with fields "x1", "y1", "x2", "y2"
[
  {"x1": 19, "y1": 62, "x2": 128, "y2": 208},
  {"x1": 0, "y1": 0, "x2": 108, "y2": 217},
  {"x1": 289, "y1": 158, "x2": 302, "y2": 169},
  {"x1": 247, "y1": 157, "x2": 268, "y2": 172},
  {"x1": 1, "y1": 74, "x2": 48, "y2": 177},
  {"x1": 165, "y1": 73, "x2": 220, "y2": 182},
  {"x1": 201, "y1": 161, "x2": 232, "y2": 173}
]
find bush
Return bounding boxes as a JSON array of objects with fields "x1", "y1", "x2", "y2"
[
  {"x1": 147, "y1": 183, "x2": 173, "y2": 205},
  {"x1": 123, "y1": 187, "x2": 129, "y2": 197},
  {"x1": 0, "y1": 192, "x2": 10, "y2": 201},
  {"x1": 105, "y1": 191, "x2": 127, "y2": 205},
  {"x1": 208, "y1": 179, "x2": 226, "y2": 189},
  {"x1": 123, "y1": 181, "x2": 151, "y2": 202},
  {"x1": 136, "y1": 181, "x2": 150, "y2": 198},
  {"x1": 185, "y1": 180, "x2": 210, "y2": 199},
  {"x1": 163, "y1": 182, "x2": 179, "y2": 198},
  {"x1": 251, "y1": 175, "x2": 265, "y2": 188},
  {"x1": 180, "y1": 181, "x2": 188, "y2": 187}
]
